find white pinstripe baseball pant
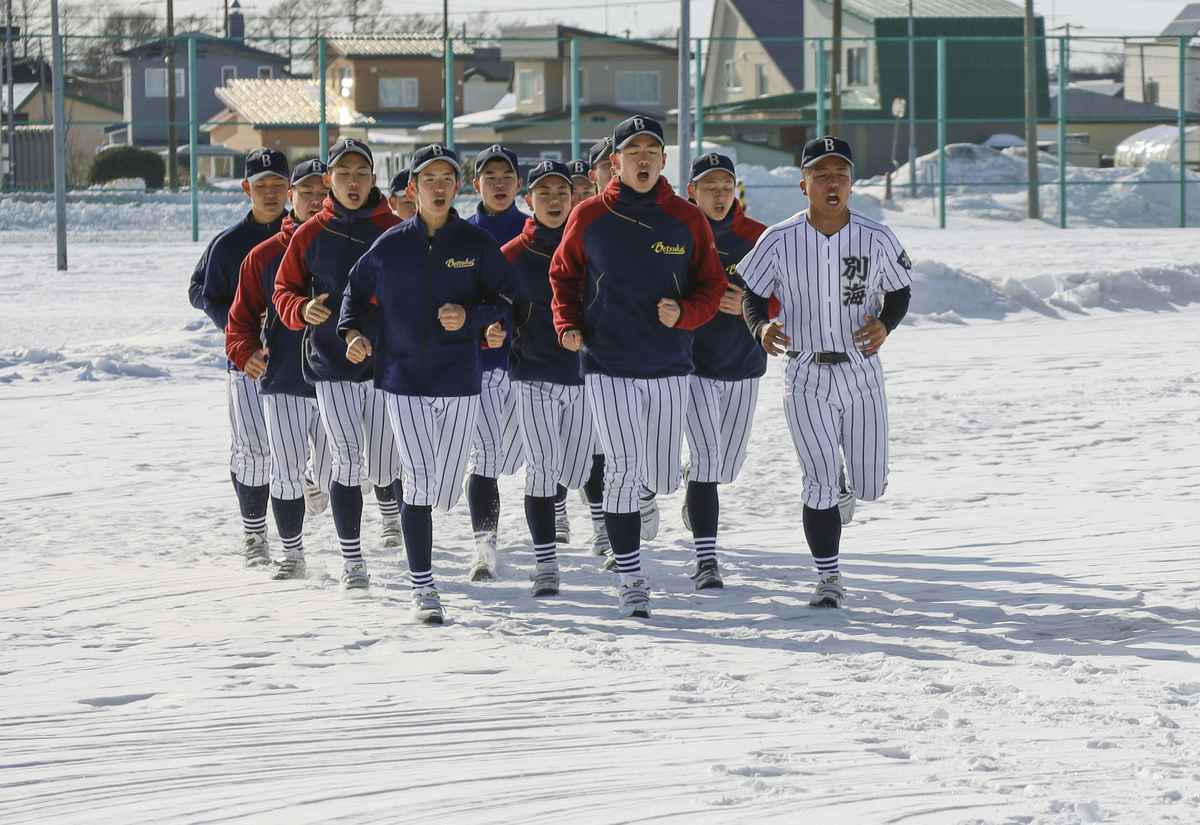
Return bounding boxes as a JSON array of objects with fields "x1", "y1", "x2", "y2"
[
  {"x1": 384, "y1": 393, "x2": 480, "y2": 512},
  {"x1": 468, "y1": 367, "x2": 524, "y2": 479},
  {"x1": 514, "y1": 380, "x2": 595, "y2": 498},
  {"x1": 313, "y1": 380, "x2": 402, "y2": 489},
  {"x1": 784, "y1": 355, "x2": 889, "y2": 510},
  {"x1": 684, "y1": 376, "x2": 761, "y2": 485},
  {"x1": 262, "y1": 394, "x2": 333, "y2": 500},
  {"x1": 227, "y1": 370, "x2": 270, "y2": 487},
  {"x1": 585, "y1": 373, "x2": 687, "y2": 514}
]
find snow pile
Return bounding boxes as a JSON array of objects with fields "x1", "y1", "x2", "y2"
[
  {"x1": 0, "y1": 189, "x2": 248, "y2": 235},
  {"x1": 858, "y1": 144, "x2": 1200, "y2": 227},
  {"x1": 87, "y1": 177, "x2": 148, "y2": 192}
]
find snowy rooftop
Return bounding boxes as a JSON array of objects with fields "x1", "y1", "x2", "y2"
[
  {"x1": 212, "y1": 79, "x2": 373, "y2": 128},
  {"x1": 324, "y1": 35, "x2": 477, "y2": 58}
]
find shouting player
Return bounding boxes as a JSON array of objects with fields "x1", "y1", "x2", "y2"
[
  {"x1": 550, "y1": 115, "x2": 726, "y2": 618},
  {"x1": 739, "y1": 136, "x2": 913, "y2": 608}
]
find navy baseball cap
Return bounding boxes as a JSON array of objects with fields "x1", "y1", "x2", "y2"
[
  {"x1": 389, "y1": 169, "x2": 410, "y2": 194},
  {"x1": 290, "y1": 158, "x2": 326, "y2": 185},
  {"x1": 567, "y1": 159, "x2": 590, "y2": 179},
  {"x1": 526, "y1": 160, "x2": 572, "y2": 189},
  {"x1": 244, "y1": 148, "x2": 289, "y2": 183},
  {"x1": 474, "y1": 144, "x2": 518, "y2": 177},
  {"x1": 801, "y1": 136, "x2": 854, "y2": 169},
  {"x1": 411, "y1": 144, "x2": 461, "y2": 177},
  {"x1": 588, "y1": 137, "x2": 613, "y2": 168},
  {"x1": 328, "y1": 137, "x2": 373, "y2": 167},
  {"x1": 613, "y1": 115, "x2": 664, "y2": 151},
  {"x1": 690, "y1": 152, "x2": 736, "y2": 184}
]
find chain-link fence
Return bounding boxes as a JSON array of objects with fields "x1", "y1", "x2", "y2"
[{"x1": 2, "y1": 30, "x2": 1196, "y2": 235}]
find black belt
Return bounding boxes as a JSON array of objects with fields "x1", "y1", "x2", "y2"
[{"x1": 787, "y1": 351, "x2": 852, "y2": 364}]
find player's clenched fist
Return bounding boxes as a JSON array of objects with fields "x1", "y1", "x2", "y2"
[
  {"x1": 438, "y1": 303, "x2": 466, "y2": 332},
  {"x1": 485, "y1": 321, "x2": 506, "y2": 348},
  {"x1": 853, "y1": 315, "x2": 888, "y2": 356},
  {"x1": 560, "y1": 329, "x2": 583, "y2": 352},
  {"x1": 759, "y1": 320, "x2": 790, "y2": 356},
  {"x1": 718, "y1": 283, "x2": 744, "y2": 316},
  {"x1": 657, "y1": 298, "x2": 682, "y2": 328},
  {"x1": 243, "y1": 347, "x2": 269, "y2": 380},
  {"x1": 302, "y1": 293, "x2": 331, "y2": 325},
  {"x1": 343, "y1": 329, "x2": 373, "y2": 364}
]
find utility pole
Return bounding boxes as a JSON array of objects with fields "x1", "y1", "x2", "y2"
[
  {"x1": 223, "y1": 0, "x2": 228, "y2": 38},
  {"x1": 3, "y1": 0, "x2": 15, "y2": 191},
  {"x1": 676, "y1": 0, "x2": 690, "y2": 194},
  {"x1": 1023, "y1": 0, "x2": 1039, "y2": 219},
  {"x1": 831, "y1": 0, "x2": 842, "y2": 133},
  {"x1": 442, "y1": 0, "x2": 448, "y2": 145},
  {"x1": 49, "y1": 0, "x2": 66, "y2": 268},
  {"x1": 907, "y1": 0, "x2": 916, "y2": 196},
  {"x1": 166, "y1": 0, "x2": 177, "y2": 191}
]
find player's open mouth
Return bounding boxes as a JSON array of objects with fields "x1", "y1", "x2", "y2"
[
  {"x1": 433, "y1": 197, "x2": 447, "y2": 208},
  {"x1": 637, "y1": 171, "x2": 650, "y2": 183},
  {"x1": 548, "y1": 208, "x2": 563, "y2": 219},
  {"x1": 826, "y1": 194, "x2": 840, "y2": 206}
]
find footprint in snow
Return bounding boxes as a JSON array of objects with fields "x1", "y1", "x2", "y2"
[{"x1": 78, "y1": 692, "x2": 156, "y2": 707}]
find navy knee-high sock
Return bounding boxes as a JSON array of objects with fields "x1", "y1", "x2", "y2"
[
  {"x1": 525, "y1": 495, "x2": 557, "y2": 566},
  {"x1": 686, "y1": 481, "x2": 719, "y2": 562},
  {"x1": 234, "y1": 480, "x2": 269, "y2": 537},
  {"x1": 802, "y1": 505, "x2": 841, "y2": 577},
  {"x1": 401, "y1": 503, "x2": 433, "y2": 588},
  {"x1": 374, "y1": 483, "x2": 399, "y2": 523},
  {"x1": 329, "y1": 482, "x2": 363, "y2": 562},
  {"x1": 466, "y1": 474, "x2": 500, "y2": 534},
  {"x1": 605, "y1": 511, "x2": 641, "y2": 576},
  {"x1": 271, "y1": 496, "x2": 306, "y2": 558},
  {"x1": 583, "y1": 456, "x2": 605, "y2": 504}
]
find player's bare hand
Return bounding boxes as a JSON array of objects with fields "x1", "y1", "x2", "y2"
[
  {"x1": 657, "y1": 298, "x2": 682, "y2": 328},
  {"x1": 485, "y1": 321, "x2": 506, "y2": 348},
  {"x1": 560, "y1": 329, "x2": 583, "y2": 352},
  {"x1": 854, "y1": 316, "x2": 888, "y2": 355},
  {"x1": 719, "y1": 284, "x2": 744, "y2": 315},
  {"x1": 243, "y1": 347, "x2": 269, "y2": 380},
  {"x1": 438, "y1": 303, "x2": 466, "y2": 332},
  {"x1": 760, "y1": 321, "x2": 790, "y2": 356},
  {"x1": 302, "y1": 293, "x2": 331, "y2": 325},
  {"x1": 344, "y1": 330, "x2": 373, "y2": 364}
]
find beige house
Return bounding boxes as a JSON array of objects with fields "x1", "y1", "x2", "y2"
[
  {"x1": 3, "y1": 81, "x2": 122, "y2": 184},
  {"x1": 205, "y1": 78, "x2": 372, "y2": 164},
  {"x1": 1125, "y1": 6, "x2": 1200, "y2": 113}
]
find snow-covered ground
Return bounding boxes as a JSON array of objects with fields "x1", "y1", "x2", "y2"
[{"x1": 2, "y1": 214, "x2": 1199, "y2": 824}]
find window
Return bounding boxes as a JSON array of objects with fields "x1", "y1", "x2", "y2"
[
  {"x1": 257, "y1": 66, "x2": 273, "y2": 79},
  {"x1": 539, "y1": 150, "x2": 563, "y2": 161},
  {"x1": 723, "y1": 58, "x2": 742, "y2": 91},
  {"x1": 517, "y1": 68, "x2": 536, "y2": 103},
  {"x1": 615, "y1": 70, "x2": 661, "y2": 106},
  {"x1": 221, "y1": 66, "x2": 237, "y2": 86},
  {"x1": 379, "y1": 77, "x2": 419, "y2": 108},
  {"x1": 755, "y1": 63, "x2": 769, "y2": 96},
  {"x1": 338, "y1": 67, "x2": 354, "y2": 98},
  {"x1": 847, "y1": 47, "x2": 869, "y2": 87},
  {"x1": 145, "y1": 67, "x2": 185, "y2": 98}
]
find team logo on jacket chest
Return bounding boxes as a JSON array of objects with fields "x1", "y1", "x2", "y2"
[
  {"x1": 651, "y1": 241, "x2": 687, "y2": 255},
  {"x1": 445, "y1": 257, "x2": 476, "y2": 269}
]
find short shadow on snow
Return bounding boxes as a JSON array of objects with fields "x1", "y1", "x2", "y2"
[{"x1": 445, "y1": 538, "x2": 1200, "y2": 666}]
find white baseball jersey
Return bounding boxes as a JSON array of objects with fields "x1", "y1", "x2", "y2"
[
  {"x1": 738, "y1": 209, "x2": 911, "y2": 511},
  {"x1": 738, "y1": 209, "x2": 912, "y2": 362}
]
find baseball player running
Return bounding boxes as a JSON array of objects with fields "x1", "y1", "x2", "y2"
[
  {"x1": 502, "y1": 161, "x2": 595, "y2": 598},
  {"x1": 739, "y1": 136, "x2": 912, "y2": 608},
  {"x1": 550, "y1": 115, "x2": 726, "y2": 618},
  {"x1": 463, "y1": 144, "x2": 528, "y2": 580},
  {"x1": 225, "y1": 159, "x2": 333, "y2": 580},
  {"x1": 387, "y1": 169, "x2": 415, "y2": 219},
  {"x1": 340, "y1": 143, "x2": 514, "y2": 624},
  {"x1": 682, "y1": 152, "x2": 778, "y2": 590},
  {"x1": 273, "y1": 138, "x2": 404, "y2": 592},
  {"x1": 188, "y1": 148, "x2": 288, "y2": 565},
  {"x1": 567, "y1": 159, "x2": 593, "y2": 208}
]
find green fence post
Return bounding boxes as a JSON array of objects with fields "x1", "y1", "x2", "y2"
[
  {"x1": 570, "y1": 37, "x2": 581, "y2": 161},
  {"x1": 318, "y1": 36, "x2": 328, "y2": 162},
  {"x1": 188, "y1": 36, "x2": 199, "y2": 242},
  {"x1": 937, "y1": 37, "x2": 946, "y2": 229},
  {"x1": 1180, "y1": 35, "x2": 1188, "y2": 228},
  {"x1": 694, "y1": 37, "x2": 704, "y2": 154},
  {"x1": 1057, "y1": 35, "x2": 1067, "y2": 229},
  {"x1": 445, "y1": 38, "x2": 455, "y2": 150},
  {"x1": 816, "y1": 37, "x2": 826, "y2": 138}
]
